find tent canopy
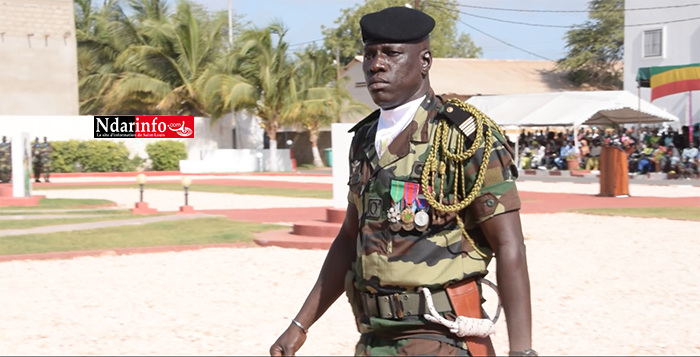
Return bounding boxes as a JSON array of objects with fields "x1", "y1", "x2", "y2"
[{"x1": 466, "y1": 90, "x2": 679, "y2": 127}]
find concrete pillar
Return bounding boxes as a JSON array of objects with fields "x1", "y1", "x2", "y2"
[
  {"x1": 331, "y1": 123, "x2": 355, "y2": 209},
  {"x1": 11, "y1": 132, "x2": 31, "y2": 197}
]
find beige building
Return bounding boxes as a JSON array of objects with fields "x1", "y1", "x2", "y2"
[
  {"x1": 340, "y1": 56, "x2": 577, "y2": 121},
  {"x1": 0, "y1": 0, "x2": 79, "y2": 115}
]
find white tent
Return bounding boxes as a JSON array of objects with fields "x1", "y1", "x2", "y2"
[{"x1": 466, "y1": 90, "x2": 679, "y2": 127}]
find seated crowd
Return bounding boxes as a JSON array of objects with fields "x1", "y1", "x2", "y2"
[{"x1": 517, "y1": 124, "x2": 700, "y2": 178}]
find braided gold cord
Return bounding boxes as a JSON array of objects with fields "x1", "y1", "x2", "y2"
[{"x1": 420, "y1": 99, "x2": 500, "y2": 258}]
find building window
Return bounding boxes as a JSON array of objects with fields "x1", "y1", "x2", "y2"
[{"x1": 644, "y1": 29, "x2": 663, "y2": 58}]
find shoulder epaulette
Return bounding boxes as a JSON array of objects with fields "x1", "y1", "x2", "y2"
[
  {"x1": 438, "y1": 101, "x2": 480, "y2": 140},
  {"x1": 348, "y1": 109, "x2": 380, "y2": 133}
]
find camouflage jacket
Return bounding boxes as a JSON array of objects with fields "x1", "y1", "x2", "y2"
[{"x1": 345, "y1": 90, "x2": 521, "y2": 335}]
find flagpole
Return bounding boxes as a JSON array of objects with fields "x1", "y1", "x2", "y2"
[
  {"x1": 690, "y1": 91, "x2": 694, "y2": 146},
  {"x1": 637, "y1": 85, "x2": 641, "y2": 147}
]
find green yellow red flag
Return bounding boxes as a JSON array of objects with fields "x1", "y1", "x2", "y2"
[{"x1": 636, "y1": 63, "x2": 700, "y2": 101}]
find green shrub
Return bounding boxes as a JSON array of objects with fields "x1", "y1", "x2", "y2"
[
  {"x1": 51, "y1": 140, "x2": 137, "y2": 173},
  {"x1": 145, "y1": 141, "x2": 188, "y2": 171}
]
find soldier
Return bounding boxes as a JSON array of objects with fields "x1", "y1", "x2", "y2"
[
  {"x1": 270, "y1": 7, "x2": 534, "y2": 357},
  {"x1": 0, "y1": 136, "x2": 11, "y2": 183},
  {"x1": 32, "y1": 137, "x2": 42, "y2": 183},
  {"x1": 40, "y1": 137, "x2": 52, "y2": 183}
]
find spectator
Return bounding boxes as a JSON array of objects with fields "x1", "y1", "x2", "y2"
[{"x1": 586, "y1": 140, "x2": 602, "y2": 170}]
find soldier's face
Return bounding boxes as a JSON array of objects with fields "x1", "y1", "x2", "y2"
[{"x1": 362, "y1": 41, "x2": 429, "y2": 110}]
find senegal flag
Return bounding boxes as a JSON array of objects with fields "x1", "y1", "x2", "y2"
[{"x1": 637, "y1": 63, "x2": 700, "y2": 101}]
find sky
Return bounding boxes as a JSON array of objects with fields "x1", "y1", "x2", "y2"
[{"x1": 192, "y1": 0, "x2": 593, "y2": 61}]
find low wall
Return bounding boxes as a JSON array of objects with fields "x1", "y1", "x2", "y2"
[{"x1": 179, "y1": 149, "x2": 293, "y2": 173}]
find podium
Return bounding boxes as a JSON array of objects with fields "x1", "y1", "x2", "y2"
[{"x1": 599, "y1": 146, "x2": 629, "y2": 197}]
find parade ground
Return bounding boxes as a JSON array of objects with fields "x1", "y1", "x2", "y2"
[{"x1": 1, "y1": 173, "x2": 699, "y2": 355}]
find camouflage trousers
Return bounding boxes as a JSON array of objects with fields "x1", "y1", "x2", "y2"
[{"x1": 354, "y1": 334, "x2": 470, "y2": 356}]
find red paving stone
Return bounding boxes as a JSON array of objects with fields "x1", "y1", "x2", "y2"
[
  {"x1": 48, "y1": 171, "x2": 331, "y2": 178},
  {"x1": 199, "y1": 207, "x2": 329, "y2": 223},
  {"x1": 34, "y1": 179, "x2": 332, "y2": 191},
  {"x1": 518, "y1": 191, "x2": 700, "y2": 214},
  {"x1": 201, "y1": 192, "x2": 699, "y2": 225}
]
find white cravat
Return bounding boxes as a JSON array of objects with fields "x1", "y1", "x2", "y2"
[{"x1": 375, "y1": 95, "x2": 425, "y2": 157}]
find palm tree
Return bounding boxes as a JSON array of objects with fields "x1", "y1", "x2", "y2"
[
  {"x1": 102, "y1": 0, "x2": 227, "y2": 115},
  {"x1": 75, "y1": 0, "x2": 228, "y2": 116},
  {"x1": 201, "y1": 21, "x2": 298, "y2": 171},
  {"x1": 74, "y1": 0, "x2": 133, "y2": 114},
  {"x1": 291, "y1": 47, "x2": 370, "y2": 167}
]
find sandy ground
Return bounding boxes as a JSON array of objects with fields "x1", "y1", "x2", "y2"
[
  {"x1": 1, "y1": 213, "x2": 699, "y2": 356},
  {"x1": 36, "y1": 189, "x2": 334, "y2": 211}
]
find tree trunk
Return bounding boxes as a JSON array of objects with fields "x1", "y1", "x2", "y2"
[
  {"x1": 309, "y1": 129, "x2": 324, "y2": 167},
  {"x1": 266, "y1": 122, "x2": 278, "y2": 172}
]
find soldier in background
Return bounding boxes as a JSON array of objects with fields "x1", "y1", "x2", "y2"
[
  {"x1": 0, "y1": 136, "x2": 11, "y2": 183},
  {"x1": 40, "y1": 137, "x2": 52, "y2": 183},
  {"x1": 32, "y1": 137, "x2": 42, "y2": 183},
  {"x1": 270, "y1": 7, "x2": 534, "y2": 357}
]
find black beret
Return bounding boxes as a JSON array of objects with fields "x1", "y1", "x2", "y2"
[{"x1": 360, "y1": 6, "x2": 435, "y2": 44}]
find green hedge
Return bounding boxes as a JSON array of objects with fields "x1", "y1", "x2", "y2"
[
  {"x1": 145, "y1": 141, "x2": 188, "y2": 171},
  {"x1": 51, "y1": 140, "x2": 140, "y2": 173}
]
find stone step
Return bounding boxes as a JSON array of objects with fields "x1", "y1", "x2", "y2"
[
  {"x1": 254, "y1": 229, "x2": 334, "y2": 250},
  {"x1": 326, "y1": 208, "x2": 347, "y2": 224},
  {"x1": 292, "y1": 220, "x2": 341, "y2": 238}
]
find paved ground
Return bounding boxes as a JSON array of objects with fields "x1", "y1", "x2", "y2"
[
  {"x1": 0, "y1": 214, "x2": 112, "y2": 220},
  {"x1": 35, "y1": 179, "x2": 333, "y2": 191},
  {"x1": 43, "y1": 174, "x2": 334, "y2": 184},
  {"x1": 0, "y1": 214, "x2": 215, "y2": 237}
]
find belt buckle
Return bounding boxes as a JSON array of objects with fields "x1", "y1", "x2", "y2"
[{"x1": 391, "y1": 293, "x2": 404, "y2": 319}]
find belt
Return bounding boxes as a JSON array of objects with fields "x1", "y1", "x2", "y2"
[{"x1": 361, "y1": 290, "x2": 453, "y2": 320}]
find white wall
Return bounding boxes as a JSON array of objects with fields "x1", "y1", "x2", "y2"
[
  {"x1": 0, "y1": 115, "x2": 235, "y2": 167},
  {"x1": 331, "y1": 123, "x2": 356, "y2": 209},
  {"x1": 234, "y1": 110, "x2": 265, "y2": 149},
  {"x1": 0, "y1": 0, "x2": 79, "y2": 116},
  {"x1": 180, "y1": 149, "x2": 293, "y2": 173},
  {"x1": 623, "y1": 0, "x2": 700, "y2": 129}
]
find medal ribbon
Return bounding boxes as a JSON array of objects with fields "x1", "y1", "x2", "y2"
[
  {"x1": 404, "y1": 182, "x2": 417, "y2": 208},
  {"x1": 390, "y1": 180, "x2": 405, "y2": 207},
  {"x1": 416, "y1": 185, "x2": 427, "y2": 211}
]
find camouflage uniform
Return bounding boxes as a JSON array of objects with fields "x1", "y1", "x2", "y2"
[
  {"x1": 32, "y1": 141, "x2": 42, "y2": 182},
  {"x1": 345, "y1": 91, "x2": 521, "y2": 356},
  {"x1": 0, "y1": 139, "x2": 11, "y2": 183},
  {"x1": 40, "y1": 141, "x2": 52, "y2": 182}
]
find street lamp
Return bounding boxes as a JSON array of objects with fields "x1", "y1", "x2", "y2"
[
  {"x1": 137, "y1": 174, "x2": 147, "y2": 202},
  {"x1": 181, "y1": 176, "x2": 192, "y2": 206}
]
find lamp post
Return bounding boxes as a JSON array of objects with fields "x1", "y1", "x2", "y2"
[
  {"x1": 181, "y1": 176, "x2": 192, "y2": 206},
  {"x1": 178, "y1": 176, "x2": 194, "y2": 214},
  {"x1": 137, "y1": 173, "x2": 147, "y2": 202},
  {"x1": 132, "y1": 173, "x2": 157, "y2": 214}
]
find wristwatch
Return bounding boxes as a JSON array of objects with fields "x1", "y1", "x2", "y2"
[{"x1": 509, "y1": 349, "x2": 538, "y2": 356}]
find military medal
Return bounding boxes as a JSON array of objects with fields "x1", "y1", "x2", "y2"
[
  {"x1": 388, "y1": 181, "x2": 405, "y2": 232},
  {"x1": 415, "y1": 189, "x2": 430, "y2": 231},
  {"x1": 388, "y1": 203, "x2": 402, "y2": 232},
  {"x1": 401, "y1": 182, "x2": 419, "y2": 231}
]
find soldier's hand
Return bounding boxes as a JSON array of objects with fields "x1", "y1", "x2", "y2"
[{"x1": 269, "y1": 324, "x2": 306, "y2": 356}]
